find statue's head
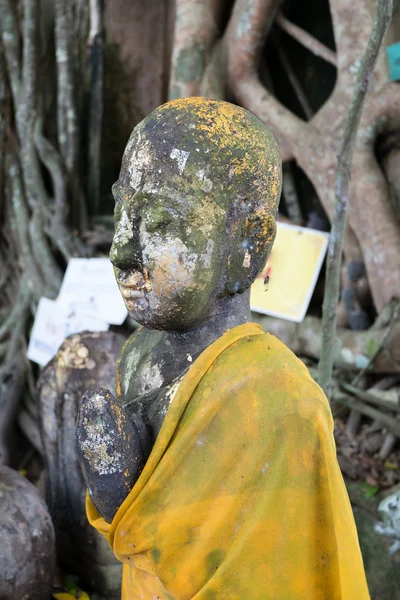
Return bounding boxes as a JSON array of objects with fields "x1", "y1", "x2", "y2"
[{"x1": 110, "y1": 97, "x2": 281, "y2": 330}]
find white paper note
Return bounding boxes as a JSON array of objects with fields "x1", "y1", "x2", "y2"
[
  {"x1": 27, "y1": 297, "x2": 109, "y2": 367},
  {"x1": 57, "y1": 258, "x2": 128, "y2": 325}
]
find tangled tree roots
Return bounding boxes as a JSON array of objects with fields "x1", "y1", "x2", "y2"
[
  {"x1": 170, "y1": 0, "x2": 400, "y2": 316},
  {"x1": 0, "y1": 0, "x2": 105, "y2": 462}
]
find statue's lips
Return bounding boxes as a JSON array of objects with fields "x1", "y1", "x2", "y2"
[
  {"x1": 119, "y1": 286, "x2": 143, "y2": 300},
  {"x1": 117, "y1": 270, "x2": 151, "y2": 298}
]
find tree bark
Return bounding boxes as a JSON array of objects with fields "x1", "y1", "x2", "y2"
[{"x1": 318, "y1": 0, "x2": 394, "y2": 394}]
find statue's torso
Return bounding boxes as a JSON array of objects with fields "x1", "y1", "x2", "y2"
[
  {"x1": 117, "y1": 328, "x2": 195, "y2": 445},
  {"x1": 77, "y1": 320, "x2": 249, "y2": 522}
]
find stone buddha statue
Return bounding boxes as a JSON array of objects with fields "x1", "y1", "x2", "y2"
[
  {"x1": 75, "y1": 98, "x2": 369, "y2": 600},
  {"x1": 76, "y1": 97, "x2": 280, "y2": 523}
]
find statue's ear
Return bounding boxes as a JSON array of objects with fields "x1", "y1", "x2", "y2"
[{"x1": 224, "y1": 209, "x2": 276, "y2": 295}]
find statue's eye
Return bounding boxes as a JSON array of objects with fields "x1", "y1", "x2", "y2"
[{"x1": 142, "y1": 208, "x2": 173, "y2": 233}]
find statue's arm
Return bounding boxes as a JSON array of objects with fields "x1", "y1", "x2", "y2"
[{"x1": 76, "y1": 388, "x2": 150, "y2": 523}]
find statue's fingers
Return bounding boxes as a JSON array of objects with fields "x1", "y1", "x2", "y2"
[{"x1": 76, "y1": 388, "x2": 146, "y2": 523}]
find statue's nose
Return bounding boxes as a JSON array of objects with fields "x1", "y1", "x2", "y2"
[{"x1": 110, "y1": 217, "x2": 142, "y2": 271}]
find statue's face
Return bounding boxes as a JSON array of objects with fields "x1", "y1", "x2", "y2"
[{"x1": 110, "y1": 133, "x2": 227, "y2": 331}]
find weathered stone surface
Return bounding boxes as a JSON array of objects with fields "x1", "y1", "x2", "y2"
[
  {"x1": 76, "y1": 387, "x2": 149, "y2": 524},
  {"x1": 0, "y1": 465, "x2": 55, "y2": 599},
  {"x1": 38, "y1": 330, "x2": 125, "y2": 597},
  {"x1": 354, "y1": 506, "x2": 400, "y2": 600},
  {"x1": 346, "y1": 480, "x2": 400, "y2": 600},
  {"x1": 77, "y1": 98, "x2": 282, "y2": 522}
]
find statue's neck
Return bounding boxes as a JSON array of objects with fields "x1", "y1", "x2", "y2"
[
  {"x1": 165, "y1": 289, "x2": 251, "y2": 361},
  {"x1": 123, "y1": 290, "x2": 252, "y2": 438}
]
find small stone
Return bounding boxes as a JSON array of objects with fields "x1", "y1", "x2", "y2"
[
  {"x1": 341, "y1": 348, "x2": 354, "y2": 364},
  {"x1": 0, "y1": 466, "x2": 55, "y2": 599}
]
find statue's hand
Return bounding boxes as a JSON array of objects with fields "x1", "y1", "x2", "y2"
[{"x1": 76, "y1": 388, "x2": 150, "y2": 523}]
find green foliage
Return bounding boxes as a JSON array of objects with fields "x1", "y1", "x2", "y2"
[{"x1": 360, "y1": 482, "x2": 380, "y2": 499}]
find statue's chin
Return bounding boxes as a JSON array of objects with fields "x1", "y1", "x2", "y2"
[
  {"x1": 125, "y1": 297, "x2": 165, "y2": 330},
  {"x1": 123, "y1": 294, "x2": 147, "y2": 313},
  {"x1": 124, "y1": 287, "x2": 213, "y2": 332},
  {"x1": 127, "y1": 306, "x2": 203, "y2": 333}
]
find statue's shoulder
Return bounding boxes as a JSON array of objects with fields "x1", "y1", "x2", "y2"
[
  {"x1": 213, "y1": 330, "x2": 330, "y2": 422},
  {"x1": 116, "y1": 327, "x2": 168, "y2": 402},
  {"x1": 226, "y1": 330, "x2": 313, "y2": 379}
]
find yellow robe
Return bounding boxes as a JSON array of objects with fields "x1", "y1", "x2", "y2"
[{"x1": 87, "y1": 323, "x2": 369, "y2": 599}]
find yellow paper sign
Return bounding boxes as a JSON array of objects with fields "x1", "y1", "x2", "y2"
[{"x1": 250, "y1": 222, "x2": 329, "y2": 322}]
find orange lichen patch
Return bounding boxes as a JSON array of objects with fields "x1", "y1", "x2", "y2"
[
  {"x1": 151, "y1": 97, "x2": 282, "y2": 213},
  {"x1": 142, "y1": 267, "x2": 152, "y2": 292},
  {"x1": 190, "y1": 196, "x2": 225, "y2": 237},
  {"x1": 150, "y1": 249, "x2": 196, "y2": 298},
  {"x1": 262, "y1": 214, "x2": 276, "y2": 239},
  {"x1": 115, "y1": 344, "x2": 128, "y2": 399},
  {"x1": 169, "y1": 97, "x2": 247, "y2": 137}
]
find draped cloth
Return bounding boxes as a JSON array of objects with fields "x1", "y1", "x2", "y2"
[{"x1": 87, "y1": 323, "x2": 369, "y2": 599}]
